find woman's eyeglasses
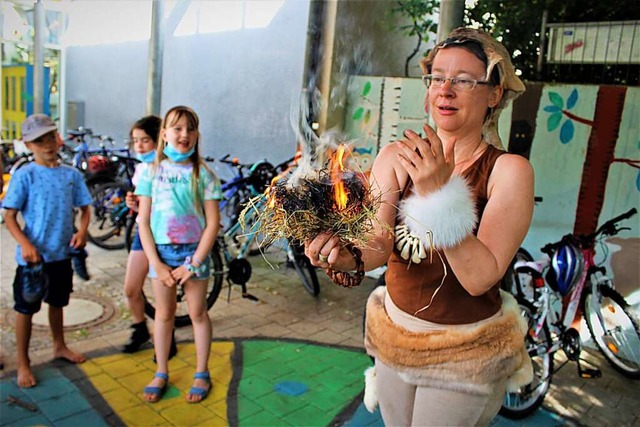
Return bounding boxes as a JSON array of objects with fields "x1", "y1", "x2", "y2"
[{"x1": 422, "y1": 74, "x2": 492, "y2": 91}]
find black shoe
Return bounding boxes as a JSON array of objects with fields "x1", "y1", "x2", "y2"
[
  {"x1": 122, "y1": 321, "x2": 151, "y2": 353},
  {"x1": 71, "y1": 248, "x2": 90, "y2": 281},
  {"x1": 153, "y1": 330, "x2": 178, "y2": 363}
]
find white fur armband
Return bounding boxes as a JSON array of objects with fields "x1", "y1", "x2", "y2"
[{"x1": 399, "y1": 175, "x2": 477, "y2": 249}]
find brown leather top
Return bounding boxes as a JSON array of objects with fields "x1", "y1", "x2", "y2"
[{"x1": 386, "y1": 145, "x2": 505, "y2": 324}]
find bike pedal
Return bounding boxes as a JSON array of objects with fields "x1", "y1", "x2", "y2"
[
  {"x1": 577, "y1": 359, "x2": 602, "y2": 379},
  {"x1": 578, "y1": 368, "x2": 602, "y2": 379}
]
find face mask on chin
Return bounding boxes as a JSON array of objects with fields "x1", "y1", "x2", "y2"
[
  {"x1": 163, "y1": 143, "x2": 195, "y2": 163},
  {"x1": 136, "y1": 150, "x2": 156, "y2": 163}
]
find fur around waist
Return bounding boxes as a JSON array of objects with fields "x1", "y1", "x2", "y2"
[{"x1": 364, "y1": 286, "x2": 533, "y2": 394}]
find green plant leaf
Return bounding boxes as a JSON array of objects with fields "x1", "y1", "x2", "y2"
[
  {"x1": 352, "y1": 107, "x2": 364, "y2": 121},
  {"x1": 362, "y1": 81, "x2": 371, "y2": 97},
  {"x1": 548, "y1": 92, "x2": 564, "y2": 109},
  {"x1": 547, "y1": 112, "x2": 562, "y2": 131}
]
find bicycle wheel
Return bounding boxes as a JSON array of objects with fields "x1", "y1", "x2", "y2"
[
  {"x1": 583, "y1": 284, "x2": 640, "y2": 379},
  {"x1": 287, "y1": 241, "x2": 320, "y2": 296},
  {"x1": 143, "y1": 241, "x2": 225, "y2": 327},
  {"x1": 88, "y1": 182, "x2": 130, "y2": 250},
  {"x1": 501, "y1": 248, "x2": 534, "y2": 299},
  {"x1": 501, "y1": 297, "x2": 554, "y2": 419}
]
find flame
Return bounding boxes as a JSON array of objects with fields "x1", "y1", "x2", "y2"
[
  {"x1": 265, "y1": 151, "x2": 301, "y2": 208},
  {"x1": 330, "y1": 144, "x2": 349, "y2": 210}
]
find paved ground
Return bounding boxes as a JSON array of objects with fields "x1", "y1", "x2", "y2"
[{"x1": 1, "y1": 224, "x2": 638, "y2": 426}]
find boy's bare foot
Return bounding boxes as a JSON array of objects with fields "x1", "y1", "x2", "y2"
[
  {"x1": 17, "y1": 365, "x2": 37, "y2": 388},
  {"x1": 54, "y1": 346, "x2": 86, "y2": 364}
]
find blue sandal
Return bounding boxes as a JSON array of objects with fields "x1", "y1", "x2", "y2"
[
  {"x1": 143, "y1": 372, "x2": 168, "y2": 403},
  {"x1": 187, "y1": 371, "x2": 211, "y2": 403}
]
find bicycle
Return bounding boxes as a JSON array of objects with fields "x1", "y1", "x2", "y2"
[
  {"x1": 126, "y1": 153, "x2": 318, "y2": 327},
  {"x1": 501, "y1": 208, "x2": 639, "y2": 419},
  {"x1": 85, "y1": 145, "x2": 140, "y2": 250},
  {"x1": 63, "y1": 127, "x2": 133, "y2": 189}
]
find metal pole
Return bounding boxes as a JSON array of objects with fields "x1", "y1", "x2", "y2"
[
  {"x1": 146, "y1": 0, "x2": 165, "y2": 116},
  {"x1": 437, "y1": 0, "x2": 465, "y2": 42},
  {"x1": 537, "y1": 9, "x2": 548, "y2": 80},
  {"x1": 33, "y1": 0, "x2": 46, "y2": 114}
]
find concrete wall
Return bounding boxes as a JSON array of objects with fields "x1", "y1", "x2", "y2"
[{"x1": 64, "y1": 0, "x2": 310, "y2": 177}]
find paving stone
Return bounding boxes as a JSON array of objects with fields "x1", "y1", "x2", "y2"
[
  {"x1": 55, "y1": 408, "x2": 109, "y2": 427},
  {"x1": 116, "y1": 404, "x2": 170, "y2": 426},
  {"x1": 37, "y1": 391, "x2": 92, "y2": 421}
]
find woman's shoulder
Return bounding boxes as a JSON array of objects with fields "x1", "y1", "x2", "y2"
[
  {"x1": 489, "y1": 152, "x2": 534, "y2": 194},
  {"x1": 494, "y1": 152, "x2": 533, "y2": 175}
]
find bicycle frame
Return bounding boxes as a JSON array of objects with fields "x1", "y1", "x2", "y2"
[{"x1": 526, "y1": 250, "x2": 588, "y2": 342}]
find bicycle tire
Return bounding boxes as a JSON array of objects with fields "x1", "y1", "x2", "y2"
[
  {"x1": 288, "y1": 241, "x2": 320, "y2": 296},
  {"x1": 88, "y1": 181, "x2": 130, "y2": 250},
  {"x1": 501, "y1": 297, "x2": 554, "y2": 419},
  {"x1": 583, "y1": 284, "x2": 640, "y2": 379},
  {"x1": 143, "y1": 241, "x2": 225, "y2": 327}
]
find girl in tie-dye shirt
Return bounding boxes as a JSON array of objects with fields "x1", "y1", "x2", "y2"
[{"x1": 136, "y1": 106, "x2": 221, "y2": 404}]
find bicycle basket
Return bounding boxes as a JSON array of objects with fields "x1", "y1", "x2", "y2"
[
  {"x1": 546, "y1": 240, "x2": 584, "y2": 296},
  {"x1": 248, "y1": 161, "x2": 276, "y2": 194}
]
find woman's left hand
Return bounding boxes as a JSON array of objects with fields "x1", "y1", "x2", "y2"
[
  {"x1": 395, "y1": 124, "x2": 456, "y2": 196},
  {"x1": 172, "y1": 266, "x2": 194, "y2": 285}
]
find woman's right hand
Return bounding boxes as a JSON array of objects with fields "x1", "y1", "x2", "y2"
[
  {"x1": 305, "y1": 232, "x2": 356, "y2": 271},
  {"x1": 396, "y1": 125, "x2": 455, "y2": 196},
  {"x1": 125, "y1": 191, "x2": 139, "y2": 211}
]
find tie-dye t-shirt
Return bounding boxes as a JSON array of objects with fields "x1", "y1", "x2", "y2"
[{"x1": 134, "y1": 160, "x2": 222, "y2": 244}]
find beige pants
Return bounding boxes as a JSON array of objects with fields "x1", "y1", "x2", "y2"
[
  {"x1": 375, "y1": 292, "x2": 507, "y2": 427},
  {"x1": 376, "y1": 359, "x2": 506, "y2": 427}
]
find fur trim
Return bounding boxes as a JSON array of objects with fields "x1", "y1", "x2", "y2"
[
  {"x1": 398, "y1": 175, "x2": 477, "y2": 249},
  {"x1": 364, "y1": 287, "x2": 532, "y2": 395},
  {"x1": 363, "y1": 366, "x2": 378, "y2": 413}
]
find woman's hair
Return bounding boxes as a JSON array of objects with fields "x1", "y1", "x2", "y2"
[
  {"x1": 420, "y1": 27, "x2": 526, "y2": 148},
  {"x1": 129, "y1": 115, "x2": 161, "y2": 147},
  {"x1": 155, "y1": 105, "x2": 207, "y2": 210}
]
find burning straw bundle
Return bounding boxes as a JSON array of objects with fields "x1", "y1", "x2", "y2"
[{"x1": 242, "y1": 143, "x2": 381, "y2": 248}]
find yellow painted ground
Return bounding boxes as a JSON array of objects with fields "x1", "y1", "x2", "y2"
[{"x1": 80, "y1": 341, "x2": 234, "y2": 426}]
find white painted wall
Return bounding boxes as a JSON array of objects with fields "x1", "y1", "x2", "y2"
[{"x1": 64, "y1": 0, "x2": 310, "y2": 176}]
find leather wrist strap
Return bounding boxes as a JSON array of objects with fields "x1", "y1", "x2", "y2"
[{"x1": 325, "y1": 243, "x2": 365, "y2": 288}]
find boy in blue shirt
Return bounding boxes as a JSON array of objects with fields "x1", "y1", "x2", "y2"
[{"x1": 3, "y1": 114, "x2": 93, "y2": 388}]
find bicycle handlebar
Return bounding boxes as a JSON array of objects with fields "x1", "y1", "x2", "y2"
[
  {"x1": 594, "y1": 207, "x2": 637, "y2": 237},
  {"x1": 540, "y1": 208, "x2": 637, "y2": 255}
]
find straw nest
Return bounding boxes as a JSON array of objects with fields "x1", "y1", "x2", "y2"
[{"x1": 240, "y1": 168, "x2": 382, "y2": 247}]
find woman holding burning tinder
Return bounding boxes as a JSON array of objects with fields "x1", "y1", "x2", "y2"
[{"x1": 306, "y1": 28, "x2": 535, "y2": 426}]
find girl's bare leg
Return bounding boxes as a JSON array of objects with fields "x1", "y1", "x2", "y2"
[
  {"x1": 184, "y1": 278, "x2": 211, "y2": 402},
  {"x1": 123, "y1": 251, "x2": 149, "y2": 323},
  {"x1": 143, "y1": 279, "x2": 175, "y2": 401}
]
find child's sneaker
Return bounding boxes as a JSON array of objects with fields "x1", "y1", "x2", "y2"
[
  {"x1": 70, "y1": 247, "x2": 90, "y2": 281},
  {"x1": 22, "y1": 262, "x2": 48, "y2": 303}
]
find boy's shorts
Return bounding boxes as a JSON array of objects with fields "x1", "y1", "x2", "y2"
[
  {"x1": 13, "y1": 259, "x2": 73, "y2": 315},
  {"x1": 130, "y1": 227, "x2": 143, "y2": 251},
  {"x1": 148, "y1": 243, "x2": 210, "y2": 280}
]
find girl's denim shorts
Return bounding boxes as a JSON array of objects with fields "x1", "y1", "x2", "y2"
[
  {"x1": 148, "y1": 243, "x2": 211, "y2": 280},
  {"x1": 130, "y1": 227, "x2": 143, "y2": 251}
]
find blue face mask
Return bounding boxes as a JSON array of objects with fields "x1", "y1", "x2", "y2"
[
  {"x1": 163, "y1": 143, "x2": 195, "y2": 163},
  {"x1": 136, "y1": 150, "x2": 156, "y2": 163}
]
